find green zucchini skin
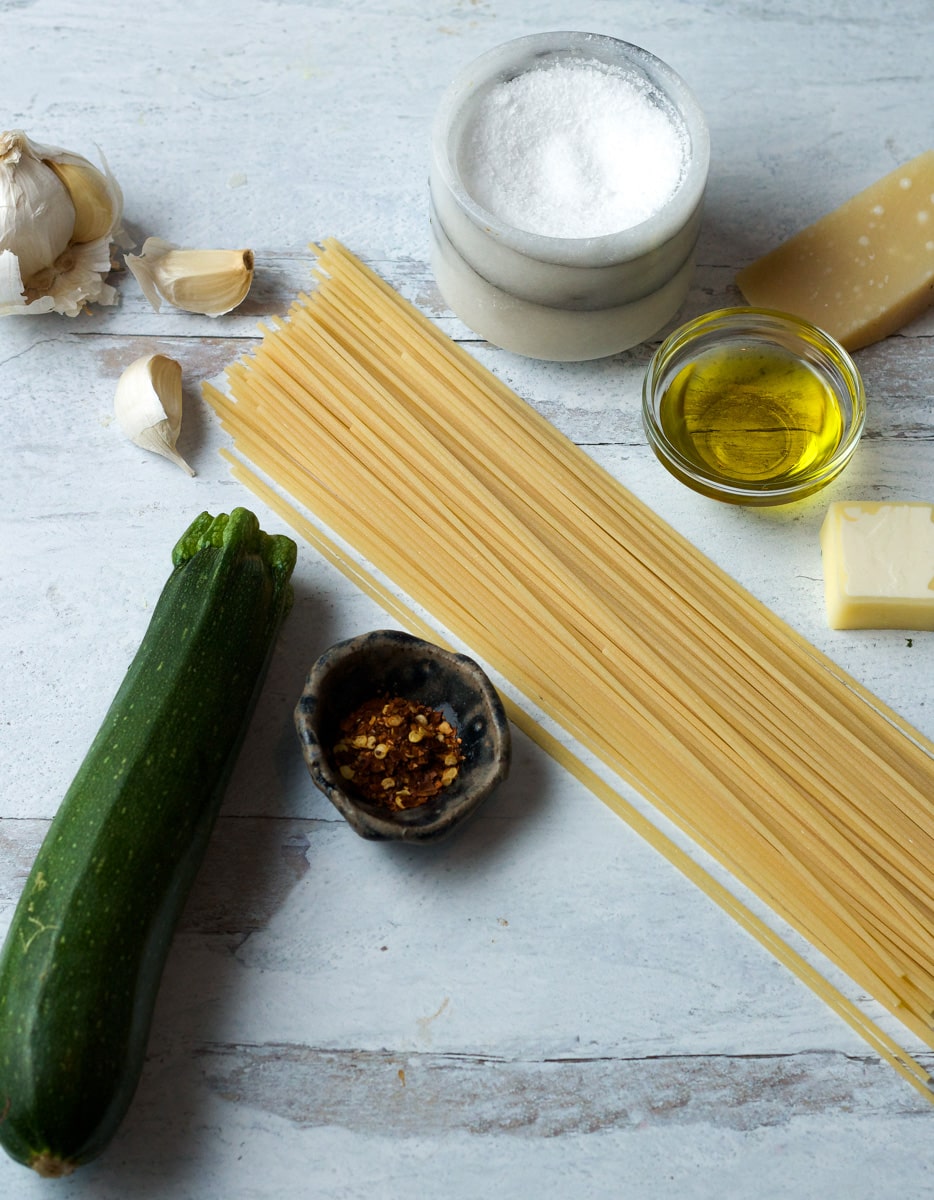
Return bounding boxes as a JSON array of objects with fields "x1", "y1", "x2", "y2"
[{"x1": 0, "y1": 508, "x2": 296, "y2": 1176}]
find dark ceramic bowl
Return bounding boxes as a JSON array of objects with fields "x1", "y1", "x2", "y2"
[{"x1": 294, "y1": 629, "x2": 511, "y2": 842}]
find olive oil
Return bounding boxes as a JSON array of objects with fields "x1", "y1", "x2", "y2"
[{"x1": 658, "y1": 343, "x2": 845, "y2": 485}]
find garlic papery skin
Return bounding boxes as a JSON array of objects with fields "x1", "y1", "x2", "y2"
[
  {"x1": 0, "y1": 134, "x2": 74, "y2": 282},
  {"x1": 114, "y1": 353, "x2": 195, "y2": 476},
  {"x1": 0, "y1": 130, "x2": 124, "y2": 317},
  {"x1": 126, "y1": 238, "x2": 254, "y2": 316}
]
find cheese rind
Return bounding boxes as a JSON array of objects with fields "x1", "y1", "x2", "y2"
[
  {"x1": 820, "y1": 501, "x2": 934, "y2": 630},
  {"x1": 736, "y1": 151, "x2": 934, "y2": 351}
]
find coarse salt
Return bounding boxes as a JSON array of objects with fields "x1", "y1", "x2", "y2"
[{"x1": 458, "y1": 59, "x2": 688, "y2": 239}]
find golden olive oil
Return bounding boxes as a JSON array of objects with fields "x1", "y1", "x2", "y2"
[{"x1": 658, "y1": 343, "x2": 845, "y2": 485}]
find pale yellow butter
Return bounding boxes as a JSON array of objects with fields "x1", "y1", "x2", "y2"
[
  {"x1": 820, "y1": 501, "x2": 934, "y2": 630},
  {"x1": 736, "y1": 151, "x2": 934, "y2": 351}
]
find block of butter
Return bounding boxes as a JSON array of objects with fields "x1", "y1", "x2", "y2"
[
  {"x1": 736, "y1": 151, "x2": 934, "y2": 351},
  {"x1": 820, "y1": 501, "x2": 934, "y2": 630}
]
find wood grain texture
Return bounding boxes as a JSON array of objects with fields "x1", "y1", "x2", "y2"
[{"x1": 1, "y1": 0, "x2": 933, "y2": 1196}]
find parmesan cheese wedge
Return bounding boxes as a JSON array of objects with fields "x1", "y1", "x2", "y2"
[
  {"x1": 736, "y1": 151, "x2": 934, "y2": 350},
  {"x1": 820, "y1": 500, "x2": 934, "y2": 630}
]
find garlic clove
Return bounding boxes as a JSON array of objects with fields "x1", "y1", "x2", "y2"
[
  {"x1": 0, "y1": 131, "x2": 76, "y2": 282},
  {"x1": 45, "y1": 155, "x2": 121, "y2": 245},
  {"x1": 126, "y1": 237, "x2": 254, "y2": 316},
  {"x1": 114, "y1": 353, "x2": 195, "y2": 475}
]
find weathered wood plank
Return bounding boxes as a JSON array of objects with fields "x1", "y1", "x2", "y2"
[{"x1": 194, "y1": 1043, "x2": 934, "y2": 1133}]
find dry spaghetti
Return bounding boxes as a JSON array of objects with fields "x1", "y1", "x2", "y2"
[{"x1": 205, "y1": 239, "x2": 934, "y2": 1094}]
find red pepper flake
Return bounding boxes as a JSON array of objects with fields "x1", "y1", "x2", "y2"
[{"x1": 332, "y1": 696, "x2": 463, "y2": 811}]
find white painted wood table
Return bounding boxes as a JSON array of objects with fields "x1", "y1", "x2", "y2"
[{"x1": 2, "y1": 1, "x2": 934, "y2": 1196}]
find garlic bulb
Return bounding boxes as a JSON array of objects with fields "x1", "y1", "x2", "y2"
[
  {"x1": 0, "y1": 130, "x2": 123, "y2": 317},
  {"x1": 126, "y1": 238, "x2": 254, "y2": 316},
  {"x1": 114, "y1": 353, "x2": 194, "y2": 475}
]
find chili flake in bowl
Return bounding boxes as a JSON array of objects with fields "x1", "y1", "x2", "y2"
[
  {"x1": 294, "y1": 630, "x2": 511, "y2": 841},
  {"x1": 333, "y1": 696, "x2": 463, "y2": 811}
]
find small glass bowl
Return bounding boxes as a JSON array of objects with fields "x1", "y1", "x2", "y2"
[
  {"x1": 294, "y1": 630, "x2": 511, "y2": 842},
  {"x1": 641, "y1": 308, "x2": 866, "y2": 505}
]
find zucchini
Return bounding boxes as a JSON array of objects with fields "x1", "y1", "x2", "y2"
[{"x1": 0, "y1": 508, "x2": 296, "y2": 1177}]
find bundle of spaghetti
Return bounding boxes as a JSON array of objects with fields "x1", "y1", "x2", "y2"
[
  {"x1": 228, "y1": 459, "x2": 933, "y2": 1099},
  {"x1": 205, "y1": 239, "x2": 934, "y2": 1053}
]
